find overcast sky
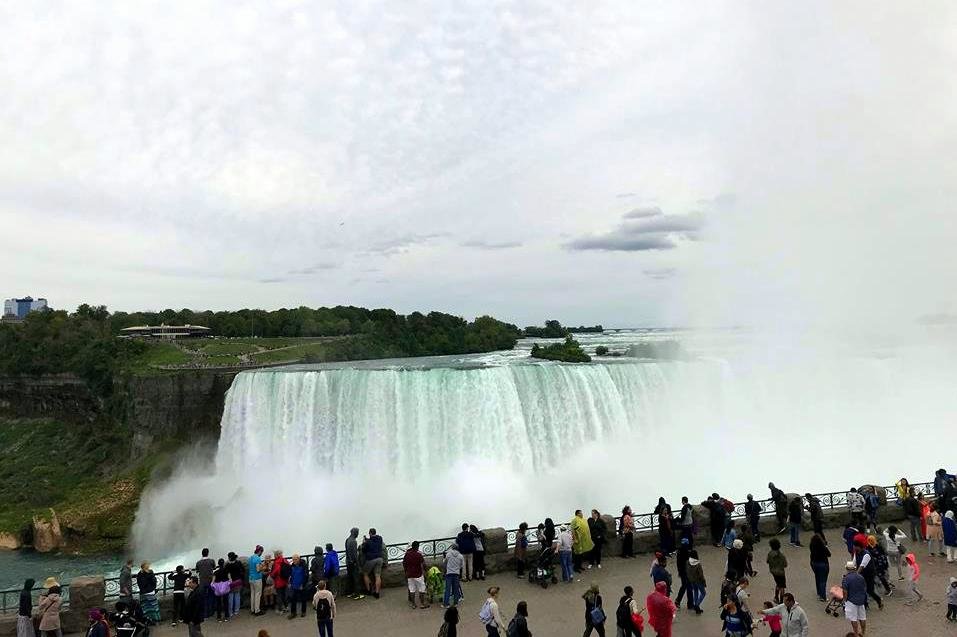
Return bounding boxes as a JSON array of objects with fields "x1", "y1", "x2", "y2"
[{"x1": 1, "y1": 2, "x2": 954, "y2": 328}]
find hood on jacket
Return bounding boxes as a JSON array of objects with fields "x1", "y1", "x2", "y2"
[
  {"x1": 654, "y1": 581, "x2": 667, "y2": 594},
  {"x1": 947, "y1": 511, "x2": 955, "y2": 520}
]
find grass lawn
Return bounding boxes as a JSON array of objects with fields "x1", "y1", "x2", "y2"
[
  {"x1": 195, "y1": 342, "x2": 258, "y2": 356},
  {"x1": 125, "y1": 342, "x2": 191, "y2": 374},
  {"x1": 249, "y1": 341, "x2": 329, "y2": 364}
]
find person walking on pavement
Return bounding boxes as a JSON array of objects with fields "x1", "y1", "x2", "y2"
[
  {"x1": 758, "y1": 593, "x2": 809, "y2": 637},
  {"x1": 674, "y1": 538, "x2": 693, "y2": 610},
  {"x1": 582, "y1": 583, "x2": 606, "y2": 637}
]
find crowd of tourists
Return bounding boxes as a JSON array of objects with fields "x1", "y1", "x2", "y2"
[{"x1": 15, "y1": 469, "x2": 957, "y2": 637}]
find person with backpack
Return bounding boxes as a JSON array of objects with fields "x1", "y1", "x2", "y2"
[
  {"x1": 615, "y1": 586, "x2": 642, "y2": 637},
  {"x1": 720, "y1": 598, "x2": 752, "y2": 637},
  {"x1": 479, "y1": 587, "x2": 507, "y2": 636},
  {"x1": 744, "y1": 495, "x2": 762, "y2": 542},
  {"x1": 322, "y1": 543, "x2": 340, "y2": 597},
  {"x1": 506, "y1": 601, "x2": 531, "y2": 637},
  {"x1": 582, "y1": 583, "x2": 605, "y2": 637},
  {"x1": 311, "y1": 580, "x2": 336, "y2": 637},
  {"x1": 863, "y1": 490, "x2": 880, "y2": 532},
  {"x1": 853, "y1": 537, "x2": 882, "y2": 609}
]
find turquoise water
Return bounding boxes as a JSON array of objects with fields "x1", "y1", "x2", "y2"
[{"x1": 0, "y1": 550, "x2": 122, "y2": 591}]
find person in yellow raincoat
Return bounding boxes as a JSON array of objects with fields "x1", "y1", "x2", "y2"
[{"x1": 572, "y1": 509, "x2": 595, "y2": 573}]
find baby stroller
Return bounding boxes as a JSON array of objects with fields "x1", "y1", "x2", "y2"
[
  {"x1": 528, "y1": 545, "x2": 559, "y2": 588},
  {"x1": 823, "y1": 586, "x2": 844, "y2": 617}
]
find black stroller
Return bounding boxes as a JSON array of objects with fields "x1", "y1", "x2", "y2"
[{"x1": 528, "y1": 545, "x2": 559, "y2": 588}]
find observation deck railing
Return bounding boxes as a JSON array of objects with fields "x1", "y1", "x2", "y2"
[{"x1": 0, "y1": 481, "x2": 933, "y2": 613}]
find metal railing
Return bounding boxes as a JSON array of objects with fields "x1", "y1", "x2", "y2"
[{"x1": 0, "y1": 480, "x2": 934, "y2": 613}]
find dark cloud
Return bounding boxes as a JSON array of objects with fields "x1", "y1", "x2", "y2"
[
  {"x1": 460, "y1": 239, "x2": 523, "y2": 249},
  {"x1": 622, "y1": 206, "x2": 663, "y2": 219},
  {"x1": 566, "y1": 210, "x2": 705, "y2": 252},
  {"x1": 643, "y1": 267, "x2": 677, "y2": 280},
  {"x1": 287, "y1": 262, "x2": 338, "y2": 275}
]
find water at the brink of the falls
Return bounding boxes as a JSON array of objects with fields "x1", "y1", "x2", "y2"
[{"x1": 131, "y1": 327, "x2": 957, "y2": 561}]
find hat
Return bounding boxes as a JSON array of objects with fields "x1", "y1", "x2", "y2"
[
  {"x1": 254, "y1": 545, "x2": 264, "y2": 553},
  {"x1": 43, "y1": 577, "x2": 59, "y2": 588},
  {"x1": 732, "y1": 539, "x2": 744, "y2": 549},
  {"x1": 845, "y1": 561, "x2": 857, "y2": 571}
]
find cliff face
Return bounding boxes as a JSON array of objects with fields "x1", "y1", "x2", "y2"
[
  {"x1": 119, "y1": 371, "x2": 236, "y2": 454},
  {"x1": 0, "y1": 371, "x2": 234, "y2": 449}
]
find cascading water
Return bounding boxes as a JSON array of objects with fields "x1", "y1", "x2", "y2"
[{"x1": 131, "y1": 330, "x2": 957, "y2": 560}]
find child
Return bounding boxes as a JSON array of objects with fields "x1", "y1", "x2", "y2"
[
  {"x1": 426, "y1": 566, "x2": 445, "y2": 606},
  {"x1": 262, "y1": 557, "x2": 276, "y2": 612},
  {"x1": 903, "y1": 553, "x2": 923, "y2": 605},
  {"x1": 761, "y1": 601, "x2": 782, "y2": 637},
  {"x1": 720, "y1": 599, "x2": 752, "y2": 636},
  {"x1": 766, "y1": 539, "x2": 788, "y2": 604},
  {"x1": 946, "y1": 577, "x2": 957, "y2": 621}
]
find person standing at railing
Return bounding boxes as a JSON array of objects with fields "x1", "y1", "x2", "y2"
[
  {"x1": 619, "y1": 508, "x2": 635, "y2": 558},
  {"x1": 653, "y1": 498, "x2": 674, "y2": 556},
  {"x1": 768, "y1": 483, "x2": 788, "y2": 535},
  {"x1": 787, "y1": 497, "x2": 804, "y2": 547},
  {"x1": 744, "y1": 495, "x2": 761, "y2": 543},
  {"x1": 804, "y1": 494, "x2": 824, "y2": 541},
  {"x1": 344, "y1": 528, "x2": 364, "y2": 600},
  {"x1": 225, "y1": 552, "x2": 244, "y2": 620},
  {"x1": 558, "y1": 525, "x2": 575, "y2": 583},
  {"x1": 288, "y1": 554, "x2": 309, "y2": 618},
  {"x1": 195, "y1": 548, "x2": 216, "y2": 620},
  {"x1": 248, "y1": 545, "x2": 265, "y2": 616},
  {"x1": 572, "y1": 510, "x2": 594, "y2": 574},
  {"x1": 903, "y1": 490, "x2": 924, "y2": 542},
  {"x1": 170, "y1": 565, "x2": 191, "y2": 626},
  {"x1": 16, "y1": 578, "x2": 34, "y2": 637},
  {"x1": 847, "y1": 488, "x2": 866, "y2": 530},
  {"x1": 588, "y1": 511, "x2": 607, "y2": 569},
  {"x1": 678, "y1": 497, "x2": 695, "y2": 546},
  {"x1": 137, "y1": 562, "x2": 161, "y2": 625},
  {"x1": 863, "y1": 489, "x2": 880, "y2": 533},
  {"x1": 361, "y1": 528, "x2": 386, "y2": 599},
  {"x1": 269, "y1": 550, "x2": 290, "y2": 614},
  {"x1": 323, "y1": 543, "x2": 341, "y2": 597},
  {"x1": 515, "y1": 522, "x2": 529, "y2": 578},
  {"x1": 37, "y1": 578, "x2": 62, "y2": 637},
  {"x1": 702, "y1": 496, "x2": 726, "y2": 548},
  {"x1": 472, "y1": 525, "x2": 488, "y2": 581},
  {"x1": 119, "y1": 559, "x2": 134, "y2": 605},
  {"x1": 456, "y1": 524, "x2": 476, "y2": 582}
]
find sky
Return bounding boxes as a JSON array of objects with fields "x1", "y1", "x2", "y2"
[{"x1": 1, "y1": 1, "x2": 955, "y2": 328}]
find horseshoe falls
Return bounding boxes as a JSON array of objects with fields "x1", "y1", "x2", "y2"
[{"x1": 131, "y1": 331, "x2": 957, "y2": 559}]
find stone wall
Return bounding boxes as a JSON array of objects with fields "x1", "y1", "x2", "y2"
[{"x1": 0, "y1": 375, "x2": 99, "y2": 422}]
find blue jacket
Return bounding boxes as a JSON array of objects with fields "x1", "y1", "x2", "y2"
[
  {"x1": 324, "y1": 551, "x2": 340, "y2": 578},
  {"x1": 363, "y1": 535, "x2": 384, "y2": 561},
  {"x1": 456, "y1": 531, "x2": 476, "y2": 554},
  {"x1": 944, "y1": 515, "x2": 957, "y2": 546},
  {"x1": 289, "y1": 563, "x2": 308, "y2": 589}
]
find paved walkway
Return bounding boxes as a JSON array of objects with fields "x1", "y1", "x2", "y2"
[{"x1": 152, "y1": 529, "x2": 954, "y2": 636}]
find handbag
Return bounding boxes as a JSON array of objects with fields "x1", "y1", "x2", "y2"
[
  {"x1": 590, "y1": 606, "x2": 606, "y2": 625},
  {"x1": 212, "y1": 581, "x2": 230, "y2": 596}
]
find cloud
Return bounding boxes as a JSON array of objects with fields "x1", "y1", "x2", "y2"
[
  {"x1": 460, "y1": 239, "x2": 523, "y2": 249},
  {"x1": 258, "y1": 277, "x2": 287, "y2": 284},
  {"x1": 366, "y1": 233, "x2": 446, "y2": 256},
  {"x1": 287, "y1": 263, "x2": 338, "y2": 275},
  {"x1": 566, "y1": 210, "x2": 705, "y2": 252},
  {"x1": 615, "y1": 192, "x2": 637, "y2": 199},
  {"x1": 622, "y1": 206, "x2": 664, "y2": 219},
  {"x1": 696, "y1": 193, "x2": 737, "y2": 208},
  {"x1": 643, "y1": 267, "x2": 677, "y2": 280}
]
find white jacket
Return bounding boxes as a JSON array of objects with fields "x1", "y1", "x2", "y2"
[
  {"x1": 764, "y1": 602, "x2": 809, "y2": 637},
  {"x1": 883, "y1": 529, "x2": 907, "y2": 554}
]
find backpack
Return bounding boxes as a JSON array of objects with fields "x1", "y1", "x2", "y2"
[
  {"x1": 720, "y1": 579, "x2": 736, "y2": 605},
  {"x1": 478, "y1": 600, "x2": 494, "y2": 625},
  {"x1": 720, "y1": 498, "x2": 735, "y2": 513},
  {"x1": 616, "y1": 597, "x2": 633, "y2": 627},
  {"x1": 506, "y1": 617, "x2": 519, "y2": 637},
  {"x1": 866, "y1": 493, "x2": 879, "y2": 512},
  {"x1": 315, "y1": 596, "x2": 332, "y2": 620},
  {"x1": 280, "y1": 561, "x2": 292, "y2": 579}
]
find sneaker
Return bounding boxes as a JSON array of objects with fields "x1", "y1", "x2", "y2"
[
  {"x1": 373, "y1": 592, "x2": 380, "y2": 599},
  {"x1": 597, "y1": 564, "x2": 602, "y2": 569}
]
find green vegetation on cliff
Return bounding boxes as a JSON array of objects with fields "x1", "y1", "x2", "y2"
[
  {"x1": 530, "y1": 336, "x2": 592, "y2": 363},
  {"x1": 523, "y1": 320, "x2": 603, "y2": 338}
]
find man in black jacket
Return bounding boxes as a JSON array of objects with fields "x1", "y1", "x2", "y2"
[
  {"x1": 744, "y1": 495, "x2": 762, "y2": 542},
  {"x1": 184, "y1": 577, "x2": 204, "y2": 637},
  {"x1": 769, "y1": 482, "x2": 788, "y2": 534}
]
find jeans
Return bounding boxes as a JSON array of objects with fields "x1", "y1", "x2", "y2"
[
  {"x1": 789, "y1": 523, "x2": 801, "y2": 544},
  {"x1": 692, "y1": 584, "x2": 706, "y2": 609},
  {"x1": 675, "y1": 574, "x2": 690, "y2": 608},
  {"x1": 747, "y1": 517, "x2": 760, "y2": 541},
  {"x1": 908, "y1": 516, "x2": 923, "y2": 541},
  {"x1": 250, "y1": 579, "x2": 263, "y2": 614},
  {"x1": 889, "y1": 553, "x2": 903, "y2": 578},
  {"x1": 201, "y1": 585, "x2": 214, "y2": 619},
  {"x1": 289, "y1": 588, "x2": 307, "y2": 615},
  {"x1": 560, "y1": 550, "x2": 574, "y2": 582},
  {"x1": 228, "y1": 589, "x2": 241, "y2": 617},
  {"x1": 443, "y1": 574, "x2": 461, "y2": 606},
  {"x1": 810, "y1": 561, "x2": 829, "y2": 600},
  {"x1": 317, "y1": 618, "x2": 334, "y2": 637},
  {"x1": 276, "y1": 586, "x2": 288, "y2": 611}
]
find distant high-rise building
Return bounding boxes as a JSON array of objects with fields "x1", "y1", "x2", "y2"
[{"x1": 3, "y1": 296, "x2": 49, "y2": 319}]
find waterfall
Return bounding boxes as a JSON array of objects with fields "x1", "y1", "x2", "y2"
[{"x1": 131, "y1": 339, "x2": 957, "y2": 559}]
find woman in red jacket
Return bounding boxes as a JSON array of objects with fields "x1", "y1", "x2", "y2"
[{"x1": 270, "y1": 551, "x2": 290, "y2": 614}]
